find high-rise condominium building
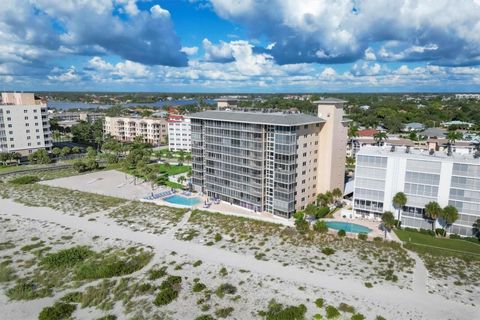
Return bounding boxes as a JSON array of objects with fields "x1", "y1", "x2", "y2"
[
  {"x1": 190, "y1": 99, "x2": 348, "y2": 218},
  {"x1": 104, "y1": 116, "x2": 168, "y2": 146},
  {"x1": 353, "y1": 145, "x2": 480, "y2": 236},
  {"x1": 168, "y1": 115, "x2": 191, "y2": 151},
  {"x1": 0, "y1": 92, "x2": 52, "y2": 155}
]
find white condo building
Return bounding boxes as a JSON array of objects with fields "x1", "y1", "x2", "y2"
[
  {"x1": 353, "y1": 145, "x2": 480, "y2": 236},
  {"x1": 0, "y1": 92, "x2": 52, "y2": 155},
  {"x1": 168, "y1": 115, "x2": 191, "y2": 151}
]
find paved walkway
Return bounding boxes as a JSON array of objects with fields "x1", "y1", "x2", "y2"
[{"x1": 0, "y1": 199, "x2": 476, "y2": 320}]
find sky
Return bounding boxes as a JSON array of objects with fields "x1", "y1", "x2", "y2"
[{"x1": 1, "y1": 0, "x2": 480, "y2": 93}]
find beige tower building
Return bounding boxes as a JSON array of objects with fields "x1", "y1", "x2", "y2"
[
  {"x1": 190, "y1": 98, "x2": 348, "y2": 218},
  {"x1": 104, "y1": 116, "x2": 168, "y2": 146},
  {"x1": 315, "y1": 99, "x2": 349, "y2": 194}
]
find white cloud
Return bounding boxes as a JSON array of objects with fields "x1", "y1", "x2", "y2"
[
  {"x1": 181, "y1": 46, "x2": 199, "y2": 56},
  {"x1": 150, "y1": 4, "x2": 170, "y2": 18},
  {"x1": 202, "y1": 38, "x2": 235, "y2": 62},
  {"x1": 48, "y1": 66, "x2": 80, "y2": 81}
]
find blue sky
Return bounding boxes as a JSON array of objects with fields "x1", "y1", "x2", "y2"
[{"x1": 0, "y1": 0, "x2": 480, "y2": 92}]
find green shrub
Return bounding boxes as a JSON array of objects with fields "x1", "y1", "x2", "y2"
[
  {"x1": 74, "y1": 250, "x2": 152, "y2": 280},
  {"x1": 41, "y1": 246, "x2": 94, "y2": 269},
  {"x1": 60, "y1": 291, "x2": 82, "y2": 303},
  {"x1": 351, "y1": 313, "x2": 365, "y2": 320},
  {"x1": 219, "y1": 267, "x2": 228, "y2": 277},
  {"x1": 21, "y1": 241, "x2": 44, "y2": 251},
  {"x1": 338, "y1": 303, "x2": 355, "y2": 313},
  {"x1": 295, "y1": 219, "x2": 310, "y2": 234},
  {"x1": 373, "y1": 237, "x2": 383, "y2": 242},
  {"x1": 364, "y1": 282, "x2": 373, "y2": 288},
  {"x1": 6, "y1": 279, "x2": 52, "y2": 300},
  {"x1": 321, "y1": 247, "x2": 335, "y2": 256},
  {"x1": 214, "y1": 233, "x2": 222, "y2": 242},
  {"x1": 153, "y1": 286, "x2": 178, "y2": 306},
  {"x1": 313, "y1": 314, "x2": 324, "y2": 320},
  {"x1": 195, "y1": 315, "x2": 215, "y2": 320},
  {"x1": 375, "y1": 316, "x2": 386, "y2": 320},
  {"x1": 357, "y1": 233, "x2": 368, "y2": 240},
  {"x1": 193, "y1": 260, "x2": 202, "y2": 267},
  {"x1": 159, "y1": 275, "x2": 182, "y2": 290},
  {"x1": 10, "y1": 175, "x2": 39, "y2": 185},
  {"x1": 313, "y1": 220, "x2": 328, "y2": 233},
  {"x1": 96, "y1": 316, "x2": 117, "y2": 320},
  {"x1": 0, "y1": 241, "x2": 15, "y2": 250},
  {"x1": 38, "y1": 302, "x2": 76, "y2": 320},
  {"x1": 258, "y1": 299, "x2": 307, "y2": 320},
  {"x1": 337, "y1": 229, "x2": 346, "y2": 237},
  {"x1": 148, "y1": 266, "x2": 167, "y2": 280},
  {"x1": 325, "y1": 305, "x2": 340, "y2": 319},
  {"x1": 0, "y1": 264, "x2": 16, "y2": 282},
  {"x1": 215, "y1": 307, "x2": 234, "y2": 318},
  {"x1": 215, "y1": 283, "x2": 237, "y2": 298},
  {"x1": 316, "y1": 206, "x2": 330, "y2": 219},
  {"x1": 314, "y1": 298, "x2": 324, "y2": 308},
  {"x1": 435, "y1": 228, "x2": 446, "y2": 237},
  {"x1": 193, "y1": 282, "x2": 206, "y2": 292},
  {"x1": 293, "y1": 211, "x2": 304, "y2": 221}
]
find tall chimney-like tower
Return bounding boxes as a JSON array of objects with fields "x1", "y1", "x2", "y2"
[{"x1": 315, "y1": 98, "x2": 348, "y2": 194}]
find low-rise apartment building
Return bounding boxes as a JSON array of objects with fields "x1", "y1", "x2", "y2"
[
  {"x1": 104, "y1": 116, "x2": 167, "y2": 146},
  {"x1": 168, "y1": 115, "x2": 191, "y2": 151},
  {"x1": 0, "y1": 92, "x2": 52, "y2": 155},
  {"x1": 190, "y1": 99, "x2": 348, "y2": 218},
  {"x1": 353, "y1": 145, "x2": 480, "y2": 236}
]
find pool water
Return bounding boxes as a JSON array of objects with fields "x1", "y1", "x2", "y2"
[
  {"x1": 326, "y1": 221, "x2": 372, "y2": 234},
  {"x1": 163, "y1": 195, "x2": 201, "y2": 206}
]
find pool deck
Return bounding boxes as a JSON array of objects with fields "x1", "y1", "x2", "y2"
[{"x1": 331, "y1": 209, "x2": 399, "y2": 241}]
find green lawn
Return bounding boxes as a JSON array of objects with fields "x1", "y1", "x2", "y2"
[
  {"x1": 395, "y1": 229, "x2": 480, "y2": 255},
  {"x1": 150, "y1": 163, "x2": 190, "y2": 176}
]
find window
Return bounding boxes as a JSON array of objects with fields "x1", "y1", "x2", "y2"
[
  {"x1": 6, "y1": 110, "x2": 10, "y2": 114},
  {"x1": 24, "y1": 110, "x2": 28, "y2": 113},
  {"x1": 10, "y1": 144, "x2": 14, "y2": 148},
  {"x1": 8, "y1": 124, "x2": 12, "y2": 128},
  {"x1": 303, "y1": 143, "x2": 307, "y2": 147},
  {"x1": 7, "y1": 117, "x2": 11, "y2": 121},
  {"x1": 304, "y1": 125, "x2": 308, "y2": 129}
]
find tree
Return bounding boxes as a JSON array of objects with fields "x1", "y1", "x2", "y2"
[
  {"x1": 425, "y1": 201, "x2": 443, "y2": 232},
  {"x1": 0, "y1": 152, "x2": 9, "y2": 166},
  {"x1": 304, "y1": 204, "x2": 318, "y2": 220},
  {"x1": 71, "y1": 146, "x2": 81, "y2": 154},
  {"x1": 86, "y1": 146, "x2": 96, "y2": 158},
  {"x1": 60, "y1": 146, "x2": 71, "y2": 159},
  {"x1": 313, "y1": 220, "x2": 328, "y2": 233},
  {"x1": 348, "y1": 125, "x2": 359, "y2": 139},
  {"x1": 295, "y1": 219, "x2": 310, "y2": 235},
  {"x1": 446, "y1": 130, "x2": 463, "y2": 155},
  {"x1": 28, "y1": 149, "x2": 51, "y2": 164},
  {"x1": 381, "y1": 211, "x2": 396, "y2": 231},
  {"x1": 473, "y1": 219, "x2": 480, "y2": 240},
  {"x1": 331, "y1": 188, "x2": 343, "y2": 202},
  {"x1": 52, "y1": 147, "x2": 61, "y2": 158},
  {"x1": 10, "y1": 152, "x2": 21, "y2": 165},
  {"x1": 373, "y1": 131, "x2": 388, "y2": 146},
  {"x1": 178, "y1": 176, "x2": 186, "y2": 184},
  {"x1": 392, "y1": 192, "x2": 407, "y2": 226},
  {"x1": 440, "y1": 205, "x2": 459, "y2": 234}
]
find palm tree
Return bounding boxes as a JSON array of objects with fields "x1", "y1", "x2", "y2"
[
  {"x1": 473, "y1": 218, "x2": 480, "y2": 240},
  {"x1": 424, "y1": 201, "x2": 443, "y2": 232},
  {"x1": 373, "y1": 131, "x2": 388, "y2": 146},
  {"x1": 392, "y1": 192, "x2": 407, "y2": 226},
  {"x1": 331, "y1": 188, "x2": 343, "y2": 203},
  {"x1": 348, "y1": 125, "x2": 359, "y2": 139},
  {"x1": 440, "y1": 205, "x2": 459, "y2": 235},
  {"x1": 446, "y1": 130, "x2": 463, "y2": 155},
  {"x1": 381, "y1": 211, "x2": 396, "y2": 233}
]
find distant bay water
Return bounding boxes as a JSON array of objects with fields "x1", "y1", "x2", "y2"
[{"x1": 48, "y1": 99, "x2": 216, "y2": 110}]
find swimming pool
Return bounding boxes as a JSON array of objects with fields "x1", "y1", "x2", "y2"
[
  {"x1": 326, "y1": 221, "x2": 372, "y2": 234},
  {"x1": 163, "y1": 195, "x2": 202, "y2": 206}
]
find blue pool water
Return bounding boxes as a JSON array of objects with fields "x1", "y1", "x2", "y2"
[
  {"x1": 163, "y1": 195, "x2": 201, "y2": 206},
  {"x1": 326, "y1": 221, "x2": 372, "y2": 234}
]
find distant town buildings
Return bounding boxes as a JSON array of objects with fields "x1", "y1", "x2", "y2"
[
  {"x1": 216, "y1": 98, "x2": 238, "y2": 110},
  {"x1": 49, "y1": 111, "x2": 105, "y2": 127},
  {"x1": 190, "y1": 99, "x2": 348, "y2": 218},
  {"x1": 441, "y1": 120, "x2": 474, "y2": 129},
  {"x1": 402, "y1": 122, "x2": 425, "y2": 132},
  {"x1": 103, "y1": 116, "x2": 168, "y2": 146},
  {"x1": 0, "y1": 92, "x2": 52, "y2": 155},
  {"x1": 353, "y1": 145, "x2": 480, "y2": 236},
  {"x1": 455, "y1": 93, "x2": 480, "y2": 100},
  {"x1": 168, "y1": 114, "x2": 191, "y2": 151}
]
